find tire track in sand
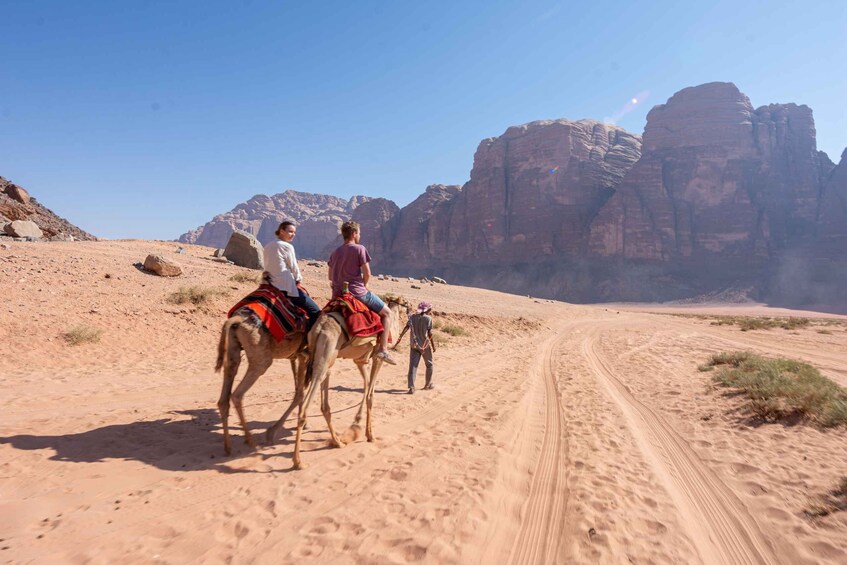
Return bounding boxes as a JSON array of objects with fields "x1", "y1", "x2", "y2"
[
  {"x1": 508, "y1": 333, "x2": 569, "y2": 564},
  {"x1": 581, "y1": 324, "x2": 779, "y2": 565}
]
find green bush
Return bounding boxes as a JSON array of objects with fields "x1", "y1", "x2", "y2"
[{"x1": 705, "y1": 351, "x2": 847, "y2": 427}]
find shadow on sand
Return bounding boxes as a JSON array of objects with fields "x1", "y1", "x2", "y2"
[{"x1": 0, "y1": 409, "x2": 340, "y2": 472}]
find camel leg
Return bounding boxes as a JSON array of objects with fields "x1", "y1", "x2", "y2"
[
  {"x1": 266, "y1": 355, "x2": 308, "y2": 445},
  {"x1": 217, "y1": 336, "x2": 242, "y2": 456},
  {"x1": 352, "y1": 360, "x2": 370, "y2": 425},
  {"x1": 365, "y1": 357, "x2": 384, "y2": 442},
  {"x1": 231, "y1": 356, "x2": 272, "y2": 449},
  {"x1": 321, "y1": 372, "x2": 345, "y2": 448},
  {"x1": 293, "y1": 347, "x2": 337, "y2": 470}
]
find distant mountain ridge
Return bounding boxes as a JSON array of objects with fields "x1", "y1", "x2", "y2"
[{"x1": 177, "y1": 190, "x2": 371, "y2": 259}]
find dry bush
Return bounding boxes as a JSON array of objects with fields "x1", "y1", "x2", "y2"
[
  {"x1": 439, "y1": 323, "x2": 467, "y2": 337},
  {"x1": 229, "y1": 272, "x2": 260, "y2": 284},
  {"x1": 705, "y1": 351, "x2": 847, "y2": 427},
  {"x1": 805, "y1": 477, "x2": 847, "y2": 518},
  {"x1": 167, "y1": 286, "x2": 227, "y2": 306},
  {"x1": 62, "y1": 325, "x2": 103, "y2": 346}
]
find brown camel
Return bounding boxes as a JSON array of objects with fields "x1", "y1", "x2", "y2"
[
  {"x1": 215, "y1": 307, "x2": 308, "y2": 455},
  {"x1": 289, "y1": 297, "x2": 406, "y2": 470}
]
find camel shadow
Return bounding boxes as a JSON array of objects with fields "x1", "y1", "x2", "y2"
[
  {"x1": 0, "y1": 409, "x2": 318, "y2": 472},
  {"x1": 331, "y1": 385, "x2": 408, "y2": 395}
]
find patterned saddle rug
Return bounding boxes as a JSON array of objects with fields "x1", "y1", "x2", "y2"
[{"x1": 228, "y1": 283, "x2": 307, "y2": 342}]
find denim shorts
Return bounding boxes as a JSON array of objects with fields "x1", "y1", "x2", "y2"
[{"x1": 356, "y1": 290, "x2": 385, "y2": 313}]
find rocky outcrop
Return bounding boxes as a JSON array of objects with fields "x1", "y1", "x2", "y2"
[
  {"x1": 0, "y1": 176, "x2": 95, "y2": 241},
  {"x1": 178, "y1": 190, "x2": 369, "y2": 259},
  {"x1": 348, "y1": 198, "x2": 401, "y2": 262}
]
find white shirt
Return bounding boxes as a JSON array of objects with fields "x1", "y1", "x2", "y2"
[{"x1": 262, "y1": 240, "x2": 301, "y2": 296}]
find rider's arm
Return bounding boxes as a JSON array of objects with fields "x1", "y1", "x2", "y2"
[{"x1": 361, "y1": 261, "x2": 371, "y2": 287}]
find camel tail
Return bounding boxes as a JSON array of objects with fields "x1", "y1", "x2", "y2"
[{"x1": 215, "y1": 317, "x2": 242, "y2": 373}]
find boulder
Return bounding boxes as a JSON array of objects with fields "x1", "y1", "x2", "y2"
[
  {"x1": 213, "y1": 248, "x2": 225, "y2": 257},
  {"x1": 433, "y1": 277, "x2": 447, "y2": 284},
  {"x1": 2, "y1": 183, "x2": 30, "y2": 205},
  {"x1": 4, "y1": 220, "x2": 43, "y2": 239},
  {"x1": 223, "y1": 229, "x2": 264, "y2": 270},
  {"x1": 143, "y1": 254, "x2": 183, "y2": 277}
]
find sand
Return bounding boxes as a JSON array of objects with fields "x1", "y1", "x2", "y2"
[{"x1": 1, "y1": 240, "x2": 846, "y2": 564}]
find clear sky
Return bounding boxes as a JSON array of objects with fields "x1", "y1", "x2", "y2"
[{"x1": 2, "y1": 1, "x2": 845, "y2": 240}]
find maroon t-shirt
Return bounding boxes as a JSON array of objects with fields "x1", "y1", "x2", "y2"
[{"x1": 328, "y1": 243, "x2": 371, "y2": 297}]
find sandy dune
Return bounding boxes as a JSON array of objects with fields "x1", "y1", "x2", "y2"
[{"x1": 2, "y1": 240, "x2": 846, "y2": 564}]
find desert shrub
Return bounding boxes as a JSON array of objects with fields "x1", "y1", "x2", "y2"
[
  {"x1": 63, "y1": 325, "x2": 103, "y2": 345},
  {"x1": 805, "y1": 477, "x2": 847, "y2": 518},
  {"x1": 439, "y1": 323, "x2": 467, "y2": 337},
  {"x1": 780, "y1": 317, "x2": 810, "y2": 330},
  {"x1": 229, "y1": 272, "x2": 259, "y2": 284},
  {"x1": 167, "y1": 286, "x2": 226, "y2": 306},
  {"x1": 817, "y1": 329, "x2": 833, "y2": 335},
  {"x1": 706, "y1": 351, "x2": 847, "y2": 426}
]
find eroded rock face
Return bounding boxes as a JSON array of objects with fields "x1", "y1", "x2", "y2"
[
  {"x1": 588, "y1": 83, "x2": 831, "y2": 266},
  {"x1": 349, "y1": 198, "x2": 401, "y2": 262},
  {"x1": 376, "y1": 121, "x2": 641, "y2": 274},
  {"x1": 0, "y1": 176, "x2": 95, "y2": 241},
  {"x1": 178, "y1": 190, "x2": 370, "y2": 259}
]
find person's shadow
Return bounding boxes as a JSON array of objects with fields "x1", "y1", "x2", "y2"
[{"x1": 0, "y1": 409, "x2": 310, "y2": 471}]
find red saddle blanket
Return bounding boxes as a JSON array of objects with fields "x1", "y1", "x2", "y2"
[
  {"x1": 322, "y1": 292, "x2": 384, "y2": 338},
  {"x1": 228, "y1": 284, "x2": 307, "y2": 342}
]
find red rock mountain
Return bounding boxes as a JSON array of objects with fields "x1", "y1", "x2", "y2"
[
  {"x1": 367, "y1": 83, "x2": 846, "y2": 307},
  {"x1": 178, "y1": 190, "x2": 371, "y2": 259},
  {"x1": 178, "y1": 83, "x2": 846, "y2": 308},
  {"x1": 0, "y1": 176, "x2": 95, "y2": 241}
]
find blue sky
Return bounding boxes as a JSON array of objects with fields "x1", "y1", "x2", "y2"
[{"x1": 2, "y1": 0, "x2": 845, "y2": 240}]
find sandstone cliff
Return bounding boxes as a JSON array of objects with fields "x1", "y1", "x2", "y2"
[
  {"x1": 0, "y1": 176, "x2": 95, "y2": 241},
  {"x1": 370, "y1": 83, "x2": 846, "y2": 307},
  {"x1": 378, "y1": 120, "x2": 642, "y2": 273},
  {"x1": 178, "y1": 190, "x2": 370, "y2": 259}
]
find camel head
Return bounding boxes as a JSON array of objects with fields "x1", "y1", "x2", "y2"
[{"x1": 380, "y1": 293, "x2": 409, "y2": 337}]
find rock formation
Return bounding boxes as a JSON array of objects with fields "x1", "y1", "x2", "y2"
[
  {"x1": 0, "y1": 176, "x2": 95, "y2": 241},
  {"x1": 178, "y1": 190, "x2": 369, "y2": 259},
  {"x1": 368, "y1": 83, "x2": 846, "y2": 307}
]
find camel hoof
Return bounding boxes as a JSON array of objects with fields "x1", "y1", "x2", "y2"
[
  {"x1": 224, "y1": 445, "x2": 232, "y2": 456},
  {"x1": 329, "y1": 439, "x2": 346, "y2": 449},
  {"x1": 265, "y1": 428, "x2": 276, "y2": 445},
  {"x1": 292, "y1": 461, "x2": 306, "y2": 471}
]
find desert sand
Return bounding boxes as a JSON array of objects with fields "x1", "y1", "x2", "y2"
[{"x1": 2, "y1": 240, "x2": 846, "y2": 564}]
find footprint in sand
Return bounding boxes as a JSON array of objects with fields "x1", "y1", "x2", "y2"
[
  {"x1": 386, "y1": 539, "x2": 428, "y2": 563},
  {"x1": 301, "y1": 516, "x2": 341, "y2": 536}
]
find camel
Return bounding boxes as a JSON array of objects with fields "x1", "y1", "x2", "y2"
[
  {"x1": 287, "y1": 296, "x2": 406, "y2": 470},
  {"x1": 215, "y1": 307, "x2": 309, "y2": 455}
]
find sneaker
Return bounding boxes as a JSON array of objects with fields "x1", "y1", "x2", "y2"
[
  {"x1": 423, "y1": 383, "x2": 435, "y2": 390},
  {"x1": 375, "y1": 350, "x2": 397, "y2": 365},
  {"x1": 407, "y1": 387, "x2": 415, "y2": 394}
]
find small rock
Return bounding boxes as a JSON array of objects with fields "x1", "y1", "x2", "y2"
[
  {"x1": 432, "y1": 276, "x2": 447, "y2": 284},
  {"x1": 143, "y1": 254, "x2": 183, "y2": 277},
  {"x1": 175, "y1": 247, "x2": 186, "y2": 254},
  {"x1": 411, "y1": 284, "x2": 421, "y2": 290}
]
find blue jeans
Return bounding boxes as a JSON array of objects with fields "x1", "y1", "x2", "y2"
[
  {"x1": 289, "y1": 289, "x2": 321, "y2": 331},
  {"x1": 356, "y1": 290, "x2": 386, "y2": 313}
]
